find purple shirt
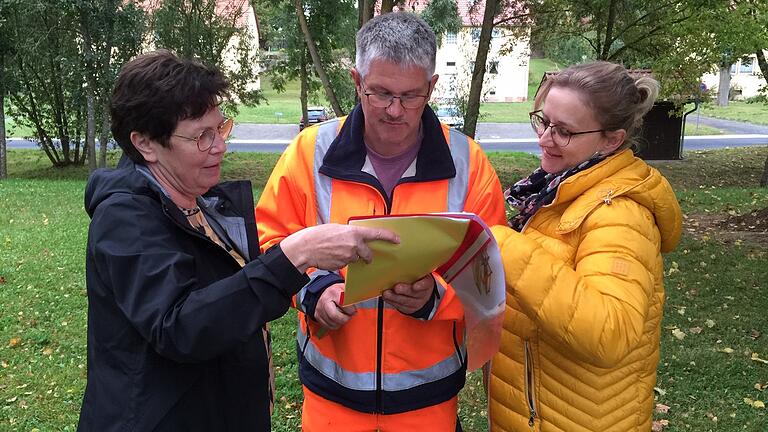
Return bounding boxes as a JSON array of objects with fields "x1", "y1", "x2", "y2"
[{"x1": 364, "y1": 142, "x2": 421, "y2": 199}]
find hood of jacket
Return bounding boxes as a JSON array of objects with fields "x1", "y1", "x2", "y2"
[
  {"x1": 549, "y1": 149, "x2": 682, "y2": 252},
  {"x1": 85, "y1": 156, "x2": 162, "y2": 219}
]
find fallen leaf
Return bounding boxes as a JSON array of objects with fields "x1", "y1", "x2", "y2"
[
  {"x1": 689, "y1": 326, "x2": 703, "y2": 334},
  {"x1": 672, "y1": 329, "x2": 686, "y2": 340},
  {"x1": 756, "y1": 383, "x2": 767, "y2": 391},
  {"x1": 744, "y1": 398, "x2": 766, "y2": 409},
  {"x1": 706, "y1": 412, "x2": 718, "y2": 422},
  {"x1": 750, "y1": 329, "x2": 761, "y2": 340},
  {"x1": 677, "y1": 307, "x2": 686, "y2": 316},
  {"x1": 705, "y1": 319, "x2": 716, "y2": 328},
  {"x1": 751, "y1": 353, "x2": 768, "y2": 365},
  {"x1": 8, "y1": 338, "x2": 20, "y2": 348},
  {"x1": 651, "y1": 419, "x2": 669, "y2": 431},
  {"x1": 655, "y1": 403, "x2": 670, "y2": 414},
  {"x1": 42, "y1": 347, "x2": 53, "y2": 356},
  {"x1": 0, "y1": 276, "x2": 5, "y2": 284},
  {"x1": 5, "y1": 396, "x2": 17, "y2": 403},
  {"x1": 654, "y1": 386, "x2": 667, "y2": 396},
  {"x1": 719, "y1": 347, "x2": 734, "y2": 354}
]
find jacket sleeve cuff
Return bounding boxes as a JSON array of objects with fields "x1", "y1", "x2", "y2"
[
  {"x1": 256, "y1": 244, "x2": 310, "y2": 298},
  {"x1": 301, "y1": 272, "x2": 345, "y2": 320}
]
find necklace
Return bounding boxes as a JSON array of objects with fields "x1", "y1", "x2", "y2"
[{"x1": 178, "y1": 205, "x2": 201, "y2": 216}]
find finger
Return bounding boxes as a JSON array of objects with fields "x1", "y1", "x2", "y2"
[
  {"x1": 357, "y1": 244, "x2": 373, "y2": 263},
  {"x1": 382, "y1": 290, "x2": 411, "y2": 306},
  {"x1": 359, "y1": 227, "x2": 400, "y2": 244}
]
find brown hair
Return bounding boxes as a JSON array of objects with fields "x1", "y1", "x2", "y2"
[
  {"x1": 110, "y1": 49, "x2": 230, "y2": 163},
  {"x1": 535, "y1": 61, "x2": 659, "y2": 151}
]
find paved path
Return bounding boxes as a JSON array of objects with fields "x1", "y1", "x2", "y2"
[
  {"x1": 686, "y1": 114, "x2": 768, "y2": 135},
  {"x1": 228, "y1": 122, "x2": 536, "y2": 141},
  {"x1": 229, "y1": 116, "x2": 768, "y2": 141},
  {"x1": 8, "y1": 117, "x2": 768, "y2": 154}
]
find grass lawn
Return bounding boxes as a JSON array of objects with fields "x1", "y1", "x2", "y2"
[
  {"x1": 4, "y1": 117, "x2": 34, "y2": 138},
  {"x1": 700, "y1": 101, "x2": 768, "y2": 126},
  {"x1": 2, "y1": 146, "x2": 767, "y2": 431}
]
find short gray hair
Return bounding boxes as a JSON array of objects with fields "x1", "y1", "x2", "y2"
[{"x1": 355, "y1": 12, "x2": 436, "y2": 80}]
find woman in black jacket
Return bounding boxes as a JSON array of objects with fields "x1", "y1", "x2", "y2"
[{"x1": 77, "y1": 50, "x2": 397, "y2": 432}]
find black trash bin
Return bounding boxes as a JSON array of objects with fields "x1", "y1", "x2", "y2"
[{"x1": 636, "y1": 101, "x2": 683, "y2": 160}]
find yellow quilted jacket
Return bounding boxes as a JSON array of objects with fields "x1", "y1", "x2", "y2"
[{"x1": 488, "y1": 150, "x2": 682, "y2": 432}]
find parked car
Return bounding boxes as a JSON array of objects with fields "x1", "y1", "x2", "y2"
[
  {"x1": 436, "y1": 105, "x2": 464, "y2": 131},
  {"x1": 299, "y1": 106, "x2": 330, "y2": 130}
]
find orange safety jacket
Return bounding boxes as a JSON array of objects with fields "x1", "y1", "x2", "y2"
[{"x1": 256, "y1": 105, "x2": 506, "y2": 414}]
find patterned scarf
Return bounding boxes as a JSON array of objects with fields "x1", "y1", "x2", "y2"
[{"x1": 505, "y1": 154, "x2": 607, "y2": 231}]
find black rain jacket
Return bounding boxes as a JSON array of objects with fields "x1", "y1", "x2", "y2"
[{"x1": 77, "y1": 157, "x2": 308, "y2": 431}]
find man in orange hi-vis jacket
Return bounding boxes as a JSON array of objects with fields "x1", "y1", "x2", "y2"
[{"x1": 256, "y1": 12, "x2": 505, "y2": 432}]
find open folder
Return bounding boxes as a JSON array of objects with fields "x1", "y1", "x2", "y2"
[{"x1": 344, "y1": 212, "x2": 506, "y2": 370}]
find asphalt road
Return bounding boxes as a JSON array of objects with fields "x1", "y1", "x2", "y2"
[{"x1": 7, "y1": 116, "x2": 768, "y2": 155}]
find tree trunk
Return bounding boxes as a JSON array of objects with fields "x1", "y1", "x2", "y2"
[
  {"x1": 358, "y1": 0, "x2": 375, "y2": 28},
  {"x1": 294, "y1": 0, "x2": 344, "y2": 116},
  {"x1": 0, "y1": 88, "x2": 6, "y2": 180},
  {"x1": 381, "y1": 0, "x2": 396, "y2": 14},
  {"x1": 761, "y1": 150, "x2": 768, "y2": 187},
  {"x1": 99, "y1": 102, "x2": 110, "y2": 168},
  {"x1": 463, "y1": 0, "x2": 497, "y2": 139},
  {"x1": 86, "y1": 84, "x2": 97, "y2": 172},
  {"x1": 717, "y1": 64, "x2": 730, "y2": 107},
  {"x1": 756, "y1": 50, "x2": 768, "y2": 187},
  {"x1": 299, "y1": 48, "x2": 309, "y2": 130}
]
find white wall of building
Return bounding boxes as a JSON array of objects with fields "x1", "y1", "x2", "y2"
[
  {"x1": 701, "y1": 53, "x2": 765, "y2": 100},
  {"x1": 433, "y1": 27, "x2": 529, "y2": 103}
]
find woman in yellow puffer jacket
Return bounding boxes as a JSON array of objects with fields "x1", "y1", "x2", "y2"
[{"x1": 488, "y1": 61, "x2": 682, "y2": 432}]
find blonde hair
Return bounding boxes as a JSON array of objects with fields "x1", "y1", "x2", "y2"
[{"x1": 535, "y1": 61, "x2": 659, "y2": 151}]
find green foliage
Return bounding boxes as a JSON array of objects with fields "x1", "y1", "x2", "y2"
[
  {"x1": 421, "y1": 0, "x2": 462, "y2": 47},
  {"x1": 153, "y1": 0, "x2": 263, "y2": 108},
  {"x1": 2, "y1": 0, "x2": 147, "y2": 168},
  {"x1": 256, "y1": 0, "x2": 357, "y2": 113},
  {"x1": 528, "y1": 0, "x2": 768, "y2": 103},
  {"x1": 541, "y1": 35, "x2": 592, "y2": 67}
]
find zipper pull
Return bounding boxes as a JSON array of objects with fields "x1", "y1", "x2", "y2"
[
  {"x1": 529, "y1": 408, "x2": 536, "y2": 427},
  {"x1": 603, "y1": 189, "x2": 614, "y2": 205}
]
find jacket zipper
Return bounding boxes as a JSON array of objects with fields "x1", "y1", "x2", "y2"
[
  {"x1": 375, "y1": 296, "x2": 384, "y2": 412},
  {"x1": 524, "y1": 340, "x2": 537, "y2": 428},
  {"x1": 376, "y1": 185, "x2": 391, "y2": 412}
]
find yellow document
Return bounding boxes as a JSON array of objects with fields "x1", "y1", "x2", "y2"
[{"x1": 343, "y1": 215, "x2": 470, "y2": 305}]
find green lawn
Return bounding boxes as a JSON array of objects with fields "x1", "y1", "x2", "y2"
[
  {"x1": 699, "y1": 101, "x2": 768, "y2": 126},
  {"x1": 1, "y1": 147, "x2": 766, "y2": 431}
]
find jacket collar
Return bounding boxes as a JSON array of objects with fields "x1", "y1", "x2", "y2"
[
  {"x1": 550, "y1": 150, "x2": 681, "y2": 248},
  {"x1": 319, "y1": 104, "x2": 456, "y2": 182}
]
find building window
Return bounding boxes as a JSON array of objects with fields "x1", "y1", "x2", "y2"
[
  {"x1": 447, "y1": 61, "x2": 456, "y2": 67},
  {"x1": 471, "y1": 28, "x2": 481, "y2": 42},
  {"x1": 739, "y1": 58, "x2": 755, "y2": 74},
  {"x1": 446, "y1": 32, "x2": 457, "y2": 44}
]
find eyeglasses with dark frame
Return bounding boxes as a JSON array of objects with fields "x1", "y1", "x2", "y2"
[
  {"x1": 529, "y1": 110, "x2": 605, "y2": 147},
  {"x1": 172, "y1": 117, "x2": 234, "y2": 152},
  {"x1": 361, "y1": 83, "x2": 431, "y2": 110}
]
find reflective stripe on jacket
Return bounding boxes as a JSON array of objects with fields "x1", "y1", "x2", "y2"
[{"x1": 256, "y1": 104, "x2": 506, "y2": 414}]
